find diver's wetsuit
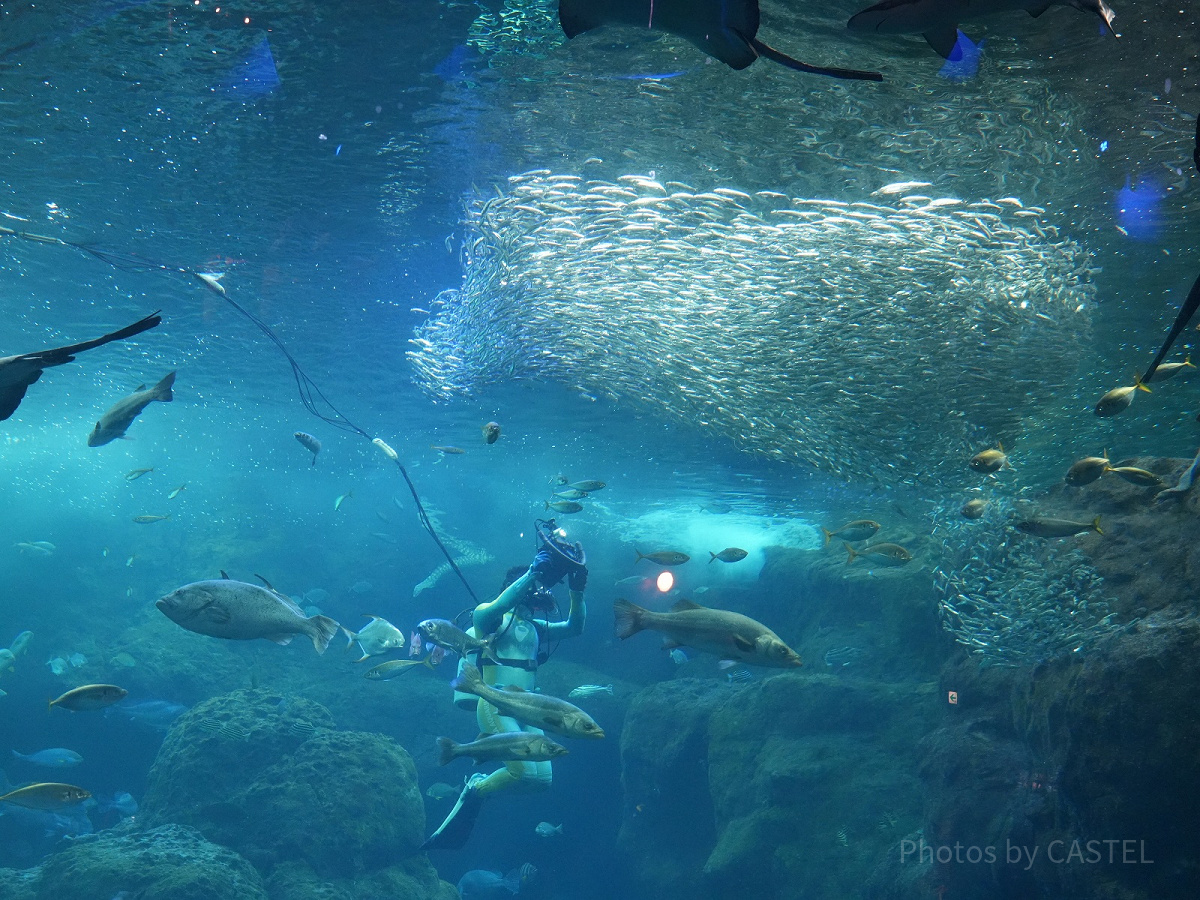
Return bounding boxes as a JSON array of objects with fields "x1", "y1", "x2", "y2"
[
  {"x1": 422, "y1": 565, "x2": 585, "y2": 850},
  {"x1": 469, "y1": 568, "x2": 585, "y2": 794}
]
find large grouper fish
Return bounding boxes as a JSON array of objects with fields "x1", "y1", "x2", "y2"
[
  {"x1": 614, "y1": 597, "x2": 803, "y2": 668},
  {"x1": 156, "y1": 579, "x2": 340, "y2": 653}
]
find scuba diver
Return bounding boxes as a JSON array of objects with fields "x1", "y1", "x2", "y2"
[{"x1": 422, "y1": 519, "x2": 588, "y2": 850}]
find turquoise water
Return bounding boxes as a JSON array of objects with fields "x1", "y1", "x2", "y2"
[{"x1": 1, "y1": 1, "x2": 1198, "y2": 899}]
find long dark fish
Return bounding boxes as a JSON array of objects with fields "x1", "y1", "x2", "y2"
[
  {"x1": 294, "y1": 431, "x2": 321, "y2": 466},
  {"x1": 0, "y1": 311, "x2": 161, "y2": 421},
  {"x1": 559, "y1": 0, "x2": 883, "y2": 81}
]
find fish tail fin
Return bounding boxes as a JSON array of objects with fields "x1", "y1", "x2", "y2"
[
  {"x1": 1135, "y1": 374, "x2": 1152, "y2": 393},
  {"x1": 747, "y1": 35, "x2": 883, "y2": 81},
  {"x1": 154, "y1": 371, "x2": 176, "y2": 402},
  {"x1": 1187, "y1": 355, "x2": 1196, "y2": 369},
  {"x1": 452, "y1": 662, "x2": 484, "y2": 695},
  {"x1": 436, "y1": 736, "x2": 458, "y2": 766},
  {"x1": 635, "y1": 549, "x2": 645, "y2": 563},
  {"x1": 822, "y1": 528, "x2": 833, "y2": 547},
  {"x1": 308, "y1": 615, "x2": 340, "y2": 654},
  {"x1": 613, "y1": 598, "x2": 645, "y2": 640},
  {"x1": 477, "y1": 634, "x2": 501, "y2": 666},
  {"x1": 423, "y1": 654, "x2": 437, "y2": 670},
  {"x1": 1092, "y1": 516, "x2": 1103, "y2": 535},
  {"x1": 708, "y1": 552, "x2": 717, "y2": 563},
  {"x1": 844, "y1": 542, "x2": 858, "y2": 565}
]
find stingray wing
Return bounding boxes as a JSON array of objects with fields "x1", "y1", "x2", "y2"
[{"x1": 558, "y1": 0, "x2": 760, "y2": 69}]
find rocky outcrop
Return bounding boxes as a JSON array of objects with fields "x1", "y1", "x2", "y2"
[
  {"x1": 34, "y1": 824, "x2": 267, "y2": 900},
  {"x1": 140, "y1": 689, "x2": 453, "y2": 897},
  {"x1": 620, "y1": 673, "x2": 941, "y2": 900}
]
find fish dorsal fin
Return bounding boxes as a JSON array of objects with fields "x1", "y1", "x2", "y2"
[
  {"x1": 135, "y1": 383, "x2": 146, "y2": 391},
  {"x1": 671, "y1": 598, "x2": 705, "y2": 613},
  {"x1": 363, "y1": 614, "x2": 381, "y2": 621},
  {"x1": 733, "y1": 634, "x2": 755, "y2": 652},
  {"x1": 504, "y1": 684, "x2": 527, "y2": 693},
  {"x1": 253, "y1": 572, "x2": 276, "y2": 591},
  {"x1": 219, "y1": 570, "x2": 229, "y2": 579},
  {"x1": 1027, "y1": 1, "x2": 1054, "y2": 16},
  {"x1": 923, "y1": 25, "x2": 960, "y2": 58}
]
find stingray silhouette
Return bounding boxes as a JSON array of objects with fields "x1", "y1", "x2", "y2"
[{"x1": 559, "y1": 0, "x2": 883, "y2": 81}]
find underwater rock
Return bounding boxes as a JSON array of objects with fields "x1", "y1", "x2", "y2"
[
  {"x1": 33, "y1": 824, "x2": 267, "y2": 900},
  {"x1": 1013, "y1": 614, "x2": 1200, "y2": 898},
  {"x1": 620, "y1": 674, "x2": 940, "y2": 900},
  {"x1": 142, "y1": 690, "x2": 431, "y2": 879},
  {"x1": 618, "y1": 679, "x2": 724, "y2": 898},
  {"x1": 0, "y1": 868, "x2": 35, "y2": 900},
  {"x1": 1045, "y1": 454, "x2": 1200, "y2": 618},
  {"x1": 264, "y1": 858, "x2": 458, "y2": 900},
  {"x1": 757, "y1": 542, "x2": 948, "y2": 680}
]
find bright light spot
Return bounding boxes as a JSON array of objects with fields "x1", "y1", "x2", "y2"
[{"x1": 656, "y1": 571, "x2": 674, "y2": 593}]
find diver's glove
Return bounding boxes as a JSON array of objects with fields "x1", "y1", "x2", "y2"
[
  {"x1": 568, "y1": 562, "x2": 588, "y2": 593},
  {"x1": 531, "y1": 547, "x2": 570, "y2": 587}
]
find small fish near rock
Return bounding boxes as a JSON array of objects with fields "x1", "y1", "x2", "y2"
[
  {"x1": 567, "y1": 684, "x2": 613, "y2": 699},
  {"x1": 821, "y1": 520, "x2": 880, "y2": 545},
  {"x1": 844, "y1": 542, "x2": 912, "y2": 567},
  {"x1": 709, "y1": 547, "x2": 748, "y2": 564},
  {"x1": 0, "y1": 782, "x2": 91, "y2": 810},
  {"x1": 11, "y1": 748, "x2": 83, "y2": 768},
  {"x1": 1094, "y1": 379, "x2": 1151, "y2": 417},
  {"x1": 343, "y1": 615, "x2": 408, "y2": 661},
  {"x1": 363, "y1": 657, "x2": 436, "y2": 680},
  {"x1": 49, "y1": 684, "x2": 128, "y2": 712},
  {"x1": 969, "y1": 444, "x2": 1010, "y2": 474},
  {"x1": 1065, "y1": 453, "x2": 1111, "y2": 486},
  {"x1": 156, "y1": 579, "x2": 340, "y2": 653},
  {"x1": 635, "y1": 549, "x2": 690, "y2": 566}
]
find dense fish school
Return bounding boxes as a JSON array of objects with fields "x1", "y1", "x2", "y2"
[{"x1": 410, "y1": 172, "x2": 1095, "y2": 484}]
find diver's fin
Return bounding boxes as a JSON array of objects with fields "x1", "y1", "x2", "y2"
[
  {"x1": 421, "y1": 781, "x2": 483, "y2": 851},
  {"x1": 923, "y1": 25, "x2": 959, "y2": 58}
]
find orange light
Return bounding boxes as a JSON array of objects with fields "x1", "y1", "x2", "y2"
[{"x1": 656, "y1": 571, "x2": 674, "y2": 592}]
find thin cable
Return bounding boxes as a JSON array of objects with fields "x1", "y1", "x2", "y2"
[{"x1": 1, "y1": 224, "x2": 479, "y2": 602}]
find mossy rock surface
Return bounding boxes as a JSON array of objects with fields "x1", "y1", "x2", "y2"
[
  {"x1": 142, "y1": 689, "x2": 425, "y2": 877},
  {"x1": 34, "y1": 824, "x2": 266, "y2": 900}
]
